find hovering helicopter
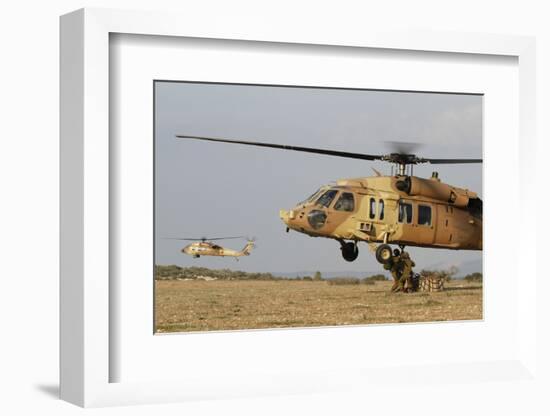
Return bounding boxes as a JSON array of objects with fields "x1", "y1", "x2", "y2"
[
  {"x1": 175, "y1": 135, "x2": 482, "y2": 269},
  {"x1": 168, "y1": 236, "x2": 255, "y2": 259}
]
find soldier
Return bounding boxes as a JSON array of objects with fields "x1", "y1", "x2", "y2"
[
  {"x1": 396, "y1": 251, "x2": 416, "y2": 292},
  {"x1": 385, "y1": 248, "x2": 402, "y2": 292}
]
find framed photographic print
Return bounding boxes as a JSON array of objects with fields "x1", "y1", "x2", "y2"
[
  {"x1": 153, "y1": 81, "x2": 484, "y2": 334},
  {"x1": 60, "y1": 8, "x2": 538, "y2": 408}
]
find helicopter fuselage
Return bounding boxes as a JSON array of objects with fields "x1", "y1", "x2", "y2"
[
  {"x1": 182, "y1": 241, "x2": 254, "y2": 258},
  {"x1": 280, "y1": 174, "x2": 482, "y2": 251}
]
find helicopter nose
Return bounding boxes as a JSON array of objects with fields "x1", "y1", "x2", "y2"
[
  {"x1": 280, "y1": 208, "x2": 302, "y2": 231},
  {"x1": 280, "y1": 209, "x2": 289, "y2": 224},
  {"x1": 279, "y1": 209, "x2": 295, "y2": 225}
]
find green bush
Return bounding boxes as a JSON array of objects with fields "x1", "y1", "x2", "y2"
[
  {"x1": 464, "y1": 272, "x2": 483, "y2": 282},
  {"x1": 363, "y1": 274, "x2": 387, "y2": 283}
]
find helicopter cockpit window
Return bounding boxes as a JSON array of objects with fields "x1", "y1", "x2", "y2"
[
  {"x1": 334, "y1": 192, "x2": 355, "y2": 212},
  {"x1": 398, "y1": 201, "x2": 413, "y2": 224},
  {"x1": 369, "y1": 198, "x2": 376, "y2": 219},
  {"x1": 418, "y1": 205, "x2": 432, "y2": 226},
  {"x1": 299, "y1": 188, "x2": 322, "y2": 205},
  {"x1": 315, "y1": 190, "x2": 338, "y2": 208},
  {"x1": 379, "y1": 199, "x2": 385, "y2": 220}
]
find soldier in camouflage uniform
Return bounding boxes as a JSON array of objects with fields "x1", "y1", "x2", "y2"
[
  {"x1": 385, "y1": 248, "x2": 402, "y2": 292},
  {"x1": 396, "y1": 250, "x2": 416, "y2": 292}
]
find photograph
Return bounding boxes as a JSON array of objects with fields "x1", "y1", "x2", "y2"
[{"x1": 154, "y1": 81, "x2": 483, "y2": 333}]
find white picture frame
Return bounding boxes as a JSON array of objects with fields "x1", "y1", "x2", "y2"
[{"x1": 60, "y1": 8, "x2": 538, "y2": 408}]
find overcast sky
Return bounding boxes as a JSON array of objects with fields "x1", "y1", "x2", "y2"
[{"x1": 154, "y1": 82, "x2": 482, "y2": 275}]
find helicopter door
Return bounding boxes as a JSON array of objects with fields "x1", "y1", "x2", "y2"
[
  {"x1": 414, "y1": 203, "x2": 435, "y2": 245},
  {"x1": 397, "y1": 200, "x2": 415, "y2": 243},
  {"x1": 435, "y1": 204, "x2": 453, "y2": 246},
  {"x1": 325, "y1": 192, "x2": 355, "y2": 233}
]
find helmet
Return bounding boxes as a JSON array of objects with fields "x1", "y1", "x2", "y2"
[{"x1": 393, "y1": 249, "x2": 400, "y2": 256}]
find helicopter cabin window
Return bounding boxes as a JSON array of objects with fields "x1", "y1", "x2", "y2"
[
  {"x1": 398, "y1": 201, "x2": 413, "y2": 224},
  {"x1": 417, "y1": 205, "x2": 432, "y2": 226},
  {"x1": 379, "y1": 199, "x2": 384, "y2": 220},
  {"x1": 369, "y1": 198, "x2": 376, "y2": 219},
  {"x1": 316, "y1": 190, "x2": 338, "y2": 208},
  {"x1": 334, "y1": 192, "x2": 355, "y2": 212}
]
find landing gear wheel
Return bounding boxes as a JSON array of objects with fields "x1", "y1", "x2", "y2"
[
  {"x1": 375, "y1": 244, "x2": 393, "y2": 264},
  {"x1": 340, "y1": 242, "x2": 359, "y2": 262}
]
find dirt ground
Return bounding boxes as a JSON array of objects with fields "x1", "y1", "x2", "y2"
[{"x1": 154, "y1": 279, "x2": 482, "y2": 333}]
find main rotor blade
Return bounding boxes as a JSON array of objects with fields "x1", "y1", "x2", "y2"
[
  {"x1": 164, "y1": 236, "x2": 246, "y2": 241},
  {"x1": 423, "y1": 158, "x2": 482, "y2": 164},
  {"x1": 163, "y1": 238, "x2": 203, "y2": 241},
  {"x1": 177, "y1": 135, "x2": 482, "y2": 165},
  {"x1": 176, "y1": 135, "x2": 383, "y2": 161},
  {"x1": 208, "y1": 236, "x2": 247, "y2": 241}
]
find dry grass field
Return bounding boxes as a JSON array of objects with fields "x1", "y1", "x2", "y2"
[{"x1": 155, "y1": 279, "x2": 482, "y2": 333}]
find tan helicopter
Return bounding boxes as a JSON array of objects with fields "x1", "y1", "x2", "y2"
[
  {"x1": 175, "y1": 135, "x2": 482, "y2": 269},
  {"x1": 169, "y1": 236, "x2": 255, "y2": 259}
]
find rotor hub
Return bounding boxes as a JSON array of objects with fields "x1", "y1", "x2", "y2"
[{"x1": 381, "y1": 153, "x2": 424, "y2": 165}]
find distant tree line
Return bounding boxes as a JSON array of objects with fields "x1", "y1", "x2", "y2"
[
  {"x1": 364, "y1": 274, "x2": 387, "y2": 282},
  {"x1": 155, "y1": 266, "x2": 390, "y2": 283},
  {"x1": 156, "y1": 265, "x2": 481, "y2": 283},
  {"x1": 463, "y1": 272, "x2": 482, "y2": 282},
  {"x1": 327, "y1": 274, "x2": 388, "y2": 285},
  {"x1": 155, "y1": 265, "x2": 278, "y2": 281}
]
